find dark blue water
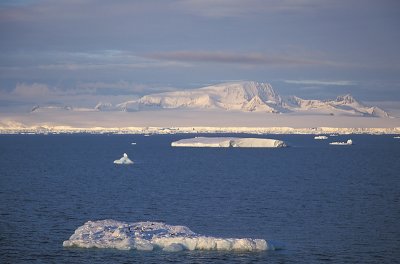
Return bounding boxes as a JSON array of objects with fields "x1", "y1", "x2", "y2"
[{"x1": 1, "y1": 134, "x2": 399, "y2": 263}]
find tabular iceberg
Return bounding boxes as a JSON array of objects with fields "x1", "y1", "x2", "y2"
[
  {"x1": 329, "y1": 139, "x2": 353, "y2": 145},
  {"x1": 314, "y1": 135, "x2": 328, "y2": 140},
  {"x1": 113, "y1": 153, "x2": 134, "y2": 164},
  {"x1": 63, "y1": 220, "x2": 274, "y2": 252},
  {"x1": 171, "y1": 137, "x2": 287, "y2": 148}
]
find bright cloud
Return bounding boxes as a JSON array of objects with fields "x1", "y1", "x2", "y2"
[
  {"x1": 145, "y1": 50, "x2": 338, "y2": 67},
  {"x1": 283, "y1": 80, "x2": 358, "y2": 86}
]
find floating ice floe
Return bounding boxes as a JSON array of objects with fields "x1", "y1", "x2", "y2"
[
  {"x1": 113, "y1": 153, "x2": 134, "y2": 164},
  {"x1": 131, "y1": 142, "x2": 137, "y2": 145},
  {"x1": 171, "y1": 137, "x2": 287, "y2": 148},
  {"x1": 63, "y1": 220, "x2": 274, "y2": 252},
  {"x1": 394, "y1": 136, "x2": 400, "y2": 139},
  {"x1": 329, "y1": 139, "x2": 353, "y2": 145},
  {"x1": 314, "y1": 135, "x2": 328, "y2": 140}
]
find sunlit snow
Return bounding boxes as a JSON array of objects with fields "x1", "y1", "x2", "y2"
[
  {"x1": 63, "y1": 220, "x2": 274, "y2": 252},
  {"x1": 329, "y1": 139, "x2": 353, "y2": 145},
  {"x1": 113, "y1": 153, "x2": 133, "y2": 164},
  {"x1": 171, "y1": 137, "x2": 287, "y2": 148}
]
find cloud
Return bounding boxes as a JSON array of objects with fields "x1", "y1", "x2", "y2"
[
  {"x1": 145, "y1": 50, "x2": 331, "y2": 67},
  {"x1": 76, "y1": 81, "x2": 177, "y2": 95},
  {"x1": 0, "y1": 50, "x2": 191, "y2": 77},
  {"x1": 176, "y1": 0, "x2": 337, "y2": 18},
  {"x1": 0, "y1": 0, "x2": 170, "y2": 22},
  {"x1": 283, "y1": 80, "x2": 358, "y2": 86},
  {"x1": 1, "y1": 81, "x2": 179, "y2": 107},
  {"x1": 12, "y1": 83, "x2": 53, "y2": 98}
]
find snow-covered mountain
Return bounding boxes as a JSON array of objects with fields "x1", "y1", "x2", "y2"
[
  {"x1": 30, "y1": 104, "x2": 94, "y2": 113},
  {"x1": 31, "y1": 105, "x2": 73, "y2": 112},
  {"x1": 104, "y1": 81, "x2": 388, "y2": 117},
  {"x1": 30, "y1": 81, "x2": 389, "y2": 118},
  {"x1": 133, "y1": 81, "x2": 283, "y2": 113},
  {"x1": 286, "y1": 94, "x2": 389, "y2": 117}
]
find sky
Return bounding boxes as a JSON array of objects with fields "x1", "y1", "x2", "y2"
[{"x1": 0, "y1": 0, "x2": 400, "y2": 111}]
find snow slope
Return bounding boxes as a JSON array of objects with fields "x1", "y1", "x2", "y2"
[{"x1": 133, "y1": 81, "x2": 283, "y2": 113}]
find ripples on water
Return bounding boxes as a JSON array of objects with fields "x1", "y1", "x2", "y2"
[{"x1": 0, "y1": 134, "x2": 399, "y2": 263}]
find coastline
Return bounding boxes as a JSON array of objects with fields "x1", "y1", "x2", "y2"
[{"x1": 1, "y1": 125, "x2": 399, "y2": 135}]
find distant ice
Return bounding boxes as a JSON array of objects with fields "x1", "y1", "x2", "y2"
[
  {"x1": 171, "y1": 137, "x2": 287, "y2": 148},
  {"x1": 329, "y1": 139, "x2": 353, "y2": 145},
  {"x1": 394, "y1": 136, "x2": 400, "y2": 139},
  {"x1": 63, "y1": 220, "x2": 274, "y2": 252},
  {"x1": 314, "y1": 135, "x2": 328, "y2": 140},
  {"x1": 113, "y1": 153, "x2": 133, "y2": 164}
]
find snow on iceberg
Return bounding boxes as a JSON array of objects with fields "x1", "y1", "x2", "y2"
[
  {"x1": 171, "y1": 137, "x2": 287, "y2": 148},
  {"x1": 329, "y1": 139, "x2": 353, "y2": 145},
  {"x1": 113, "y1": 153, "x2": 134, "y2": 164},
  {"x1": 63, "y1": 220, "x2": 274, "y2": 252}
]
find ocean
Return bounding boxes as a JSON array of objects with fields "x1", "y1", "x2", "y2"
[{"x1": 1, "y1": 134, "x2": 399, "y2": 263}]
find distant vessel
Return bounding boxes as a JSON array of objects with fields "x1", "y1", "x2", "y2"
[
  {"x1": 314, "y1": 135, "x2": 328, "y2": 140},
  {"x1": 329, "y1": 139, "x2": 353, "y2": 145}
]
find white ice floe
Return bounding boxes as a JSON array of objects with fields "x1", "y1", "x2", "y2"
[
  {"x1": 329, "y1": 139, "x2": 353, "y2": 145},
  {"x1": 63, "y1": 220, "x2": 274, "y2": 252},
  {"x1": 394, "y1": 136, "x2": 400, "y2": 139},
  {"x1": 314, "y1": 135, "x2": 328, "y2": 140},
  {"x1": 113, "y1": 153, "x2": 134, "y2": 164},
  {"x1": 171, "y1": 137, "x2": 287, "y2": 148}
]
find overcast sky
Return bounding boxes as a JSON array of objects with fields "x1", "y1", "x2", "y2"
[{"x1": 1, "y1": 0, "x2": 399, "y2": 109}]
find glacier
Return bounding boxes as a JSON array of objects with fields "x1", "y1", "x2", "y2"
[
  {"x1": 113, "y1": 153, "x2": 133, "y2": 164},
  {"x1": 171, "y1": 137, "x2": 287, "y2": 148},
  {"x1": 63, "y1": 220, "x2": 274, "y2": 252}
]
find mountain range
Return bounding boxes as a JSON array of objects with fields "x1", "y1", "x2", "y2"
[{"x1": 32, "y1": 81, "x2": 389, "y2": 118}]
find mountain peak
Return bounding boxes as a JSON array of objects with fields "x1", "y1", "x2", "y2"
[
  {"x1": 335, "y1": 94, "x2": 357, "y2": 104},
  {"x1": 205, "y1": 81, "x2": 281, "y2": 105}
]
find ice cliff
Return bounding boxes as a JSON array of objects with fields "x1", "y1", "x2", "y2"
[
  {"x1": 63, "y1": 220, "x2": 274, "y2": 252},
  {"x1": 171, "y1": 137, "x2": 287, "y2": 148}
]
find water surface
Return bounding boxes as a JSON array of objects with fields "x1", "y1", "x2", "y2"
[{"x1": 0, "y1": 134, "x2": 399, "y2": 263}]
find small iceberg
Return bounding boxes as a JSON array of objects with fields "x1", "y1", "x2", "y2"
[
  {"x1": 113, "y1": 153, "x2": 134, "y2": 164},
  {"x1": 131, "y1": 142, "x2": 137, "y2": 145},
  {"x1": 171, "y1": 137, "x2": 287, "y2": 148},
  {"x1": 394, "y1": 136, "x2": 400, "y2": 139},
  {"x1": 314, "y1": 135, "x2": 328, "y2": 140},
  {"x1": 329, "y1": 139, "x2": 353, "y2": 146},
  {"x1": 63, "y1": 220, "x2": 275, "y2": 252}
]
